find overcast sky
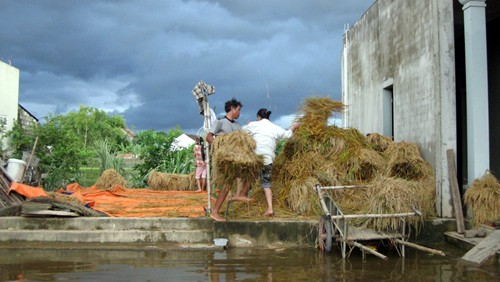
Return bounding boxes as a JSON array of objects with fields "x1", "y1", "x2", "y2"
[{"x1": 1, "y1": 0, "x2": 374, "y2": 134}]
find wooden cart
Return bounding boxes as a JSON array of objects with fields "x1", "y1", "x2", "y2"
[{"x1": 315, "y1": 184, "x2": 444, "y2": 260}]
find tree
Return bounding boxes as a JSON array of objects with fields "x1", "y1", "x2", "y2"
[{"x1": 6, "y1": 106, "x2": 130, "y2": 190}]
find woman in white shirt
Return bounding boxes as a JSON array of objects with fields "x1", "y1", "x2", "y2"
[{"x1": 242, "y1": 108, "x2": 298, "y2": 216}]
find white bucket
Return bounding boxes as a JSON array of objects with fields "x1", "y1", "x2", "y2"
[
  {"x1": 6, "y1": 158, "x2": 27, "y2": 182},
  {"x1": 213, "y1": 238, "x2": 228, "y2": 247}
]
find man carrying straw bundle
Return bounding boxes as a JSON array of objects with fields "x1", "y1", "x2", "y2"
[
  {"x1": 241, "y1": 108, "x2": 298, "y2": 217},
  {"x1": 206, "y1": 98, "x2": 244, "y2": 221}
]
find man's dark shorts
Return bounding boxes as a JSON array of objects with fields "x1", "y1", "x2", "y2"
[{"x1": 261, "y1": 164, "x2": 272, "y2": 189}]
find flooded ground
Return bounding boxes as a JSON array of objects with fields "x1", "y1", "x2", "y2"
[{"x1": 0, "y1": 243, "x2": 498, "y2": 281}]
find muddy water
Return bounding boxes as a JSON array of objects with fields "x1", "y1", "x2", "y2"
[{"x1": 0, "y1": 243, "x2": 498, "y2": 281}]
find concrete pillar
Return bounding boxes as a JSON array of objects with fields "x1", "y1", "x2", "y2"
[{"x1": 458, "y1": 0, "x2": 490, "y2": 185}]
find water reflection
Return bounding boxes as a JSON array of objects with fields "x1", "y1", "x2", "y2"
[{"x1": 0, "y1": 244, "x2": 497, "y2": 281}]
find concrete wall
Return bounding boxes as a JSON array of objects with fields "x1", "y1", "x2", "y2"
[
  {"x1": 0, "y1": 61, "x2": 20, "y2": 150},
  {"x1": 341, "y1": 0, "x2": 457, "y2": 217}
]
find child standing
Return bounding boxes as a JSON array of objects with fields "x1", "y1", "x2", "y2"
[{"x1": 193, "y1": 136, "x2": 207, "y2": 192}]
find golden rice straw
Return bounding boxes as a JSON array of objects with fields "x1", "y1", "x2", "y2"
[
  {"x1": 286, "y1": 177, "x2": 323, "y2": 215},
  {"x1": 342, "y1": 148, "x2": 386, "y2": 183},
  {"x1": 355, "y1": 176, "x2": 435, "y2": 232},
  {"x1": 384, "y1": 142, "x2": 433, "y2": 181},
  {"x1": 210, "y1": 131, "x2": 263, "y2": 189},
  {"x1": 95, "y1": 169, "x2": 127, "y2": 190},
  {"x1": 464, "y1": 171, "x2": 500, "y2": 227},
  {"x1": 47, "y1": 191, "x2": 84, "y2": 206},
  {"x1": 366, "y1": 132, "x2": 393, "y2": 152},
  {"x1": 148, "y1": 171, "x2": 193, "y2": 191}
]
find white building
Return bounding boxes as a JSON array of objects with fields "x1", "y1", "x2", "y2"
[
  {"x1": 342, "y1": 0, "x2": 499, "y2": 217},
  {"x1": 0, "y1": 60, "x2": 20, "y2": 150}
]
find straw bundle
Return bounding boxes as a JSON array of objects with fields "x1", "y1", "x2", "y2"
[
  {"x1": 297, "y1": 97, "x2": 344, "y2": 128},
  {"x1": 333, "y1": 187, "x2": 368, "y2": 214},
  {"x1": 464, "y1": 171, "x2": 500, "y2": 227},
  {"x1": 342, "y1": 148, "x2": 386, "y2": 183},
  {"x1": 384, "y1": 142, "x2": 433, "y2": 181},
  {"x1": 355, "y1": 176, "x2": 433, "y2": 232},
  {"x1": 366, "y1": 133, "x2": 393, "y2": 152},
  {"x1": 95, "y1": 169, "x2": 127, "y2": 190},
  {"x1": 211, "y1": 131, "x2": 263, "y2": 188},
  {"x1": 286, "y1": 177, "x2": 323, "y2": 215},
  {"x1": 148, "y1": 171, "x2": 193, "y2": 191},
  {"x1": 47, "y1": 191, "x2": 84, "y2": 206}
]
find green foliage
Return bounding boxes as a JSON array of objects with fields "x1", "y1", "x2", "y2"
[
  {"x1": 0, "y1": 118, "x2": 7, "y2": 156},
  {"x1": 3, "y1": 105, "x2": 195, "y2": 191},
  {"x1": 93, "y1": 139, "x2": 124, "y2": 174},
  {"x1": 26, "y1": 106, "x2": 128, "y2": 191},
  {"x1": 132, "y1": 126, "x2": 195, "y2": 187},
  {"x1": 5, "y1": 121, "x2": 34, "y2": 159},
  {"x1": 59, "y1": 105, "x2": 128, "y2": 151},
  {"x1": 34, "y1": 117, "x2": 92, "y2": 190}
]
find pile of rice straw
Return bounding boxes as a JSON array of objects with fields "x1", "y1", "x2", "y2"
[
  {"x1": 464, "y1": 171, "x2": 500, "y2": 227},
  {"x1": 266, "y1": 96, "x2": 436, "y2": 232},
  {"x1": 148, "y1": 171, "x2": 194, "y2": 191},
  {"x1": 95, "y1": 169, "x2": 127, "y2": 190},
  {"x1": 210, "y1": 131, "x2": 263, "y2": 189}
]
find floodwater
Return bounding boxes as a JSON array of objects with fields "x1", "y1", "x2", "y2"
[{"x1": 0, "y1": 243, "x2": 498, "y2": 282}]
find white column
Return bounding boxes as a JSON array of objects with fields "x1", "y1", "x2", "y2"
[{"x1": 459, "y1": 0, "x2": 490, "y2": 185}]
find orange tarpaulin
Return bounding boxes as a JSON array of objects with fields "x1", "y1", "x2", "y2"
[
  {"x1": 10, "y1": 182, "x2": 209, "y2": 218},
  {"x1": 9, "y1": 182, "x2": 48, "y2": 198}
]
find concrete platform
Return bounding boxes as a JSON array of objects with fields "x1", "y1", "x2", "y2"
[
  {"x1": 0, "y1": 216, "x2": 318, "y2": 249},
  {"x1": 0, "y1": 216, "x2": 471, "y2": 251}
]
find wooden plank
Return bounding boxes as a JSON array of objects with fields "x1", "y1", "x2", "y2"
[
  {"x1": 446, "y1": 149, "x2": 465, "y2": 234},
  {"x1": 22, "y1": 210, "x2": 80, "y2": 217},
  {"x1": 462, "y1": 230, "x2": 500, "y2": 265},
  {"x1": 0, "y1": 166, "x2": 24, "y2": 208},
  {"x1": 343, "y1": 226, "x2": 403, "y2": 241}
]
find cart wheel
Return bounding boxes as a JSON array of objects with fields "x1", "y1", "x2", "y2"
[{"x1": 318, "y1": 215, "x2": 333, "y2": 252}]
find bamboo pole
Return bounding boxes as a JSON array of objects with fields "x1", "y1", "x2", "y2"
[
  {"x1": 394, "y1": 239, "x2": 445, "y2": 256},
  {"x1": 352, "y1": 242, "x2": 388, "y2": 260},
  {"x1": 317, "y1": 185, "x2": 368, "y2": 190},
  {"x1": 204, "y1": 99, "x2": 211, "y2": 212},
  {"x1": 329, "y1": 212, "x2": 417, "y2": 220}
]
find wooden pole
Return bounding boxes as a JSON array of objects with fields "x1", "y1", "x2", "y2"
[
  {"x1": 318, "y1": 185, "x2": 368, "y2": 190},
  {"x1": 394, "y1": 239, "x2": 446, "y2": 256},
  {"x1": 352, "y1": 241, "x2": 388, "y2": 260},
  {"x1": 446, "y1": 149, "x2": 465, "y2": 234},
  {"x1": 21, "y1": 136, "x2": 38, "y2": 184}
]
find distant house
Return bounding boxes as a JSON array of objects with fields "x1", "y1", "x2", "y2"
[
  {"x1": 18, "y1": 104, "x2": 39, "y2": 134},
  {"x1": 170, "y1": 133, "x2": 197, "y2": 151},
  {"x1": 121, "y1": 127, "x2": 136, "y2": 142}
]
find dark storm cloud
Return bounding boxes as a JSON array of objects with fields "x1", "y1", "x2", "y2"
[{"x1": 0, "y1": 0, "x2": 374, "y2": 133}]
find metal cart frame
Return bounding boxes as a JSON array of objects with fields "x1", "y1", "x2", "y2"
[{"x1": 315, "y1": 184, "x2": 424, "y2": 260}]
